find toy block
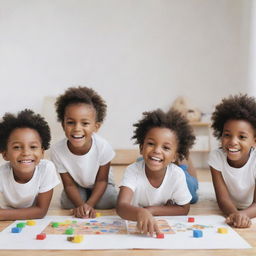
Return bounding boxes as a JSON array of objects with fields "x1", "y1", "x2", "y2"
[
  {"x1": 96, "y1": 212, "x2": 102, "y2": 218},
  {"x1": 65, "y1": 228, "x2": 74, "y2": 235},
  {"x1": 16, "y1": 222, "x2": 26, "y2": 228},
  {"x1": 52, "y1": 222, "x2": 59, "y2": 228},
  {"x1": 26, "y1": 220, "x2": 36, "y2": 226},
  {"x1": 156, "y1": 233, "x2": 165, "y2": 239},
  {"x1": 67, "y1": 235, "x2": 84, "y2": 243},
  {"x1": 67, "y1": 236, "x2": 74, "y2": 242},
  {"x1": 188, "y1": 217, "x2": 195, "y2": 223},
  {"x1": 193, "y1": 229, "x2": 203, "y2": 238},
  {"x1": 217, "y1": 227, "x2": 228, "y2": 234},
  {"x1": 11, "y1": 227, "x2": 22, "y2": 233},
  {"x1": 36, "y1": 233, "x2": 46, "y2": 240},
  {"x1": 72, "y1": 235, "x2": 84, "y2": 243}
]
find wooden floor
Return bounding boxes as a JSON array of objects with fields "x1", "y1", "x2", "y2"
[{"x1": 0, "y1": 167, "x2": 255, "y2": 256}]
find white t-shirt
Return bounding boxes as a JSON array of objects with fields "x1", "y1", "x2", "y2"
[
  {"x1": 208, "y1": 148, "x2": 256, "y2": 209},
  {"x1": 0, "y1": 159, "x2": 60, "y2": 209},
  {"x1": 120, "y1": 160, "x2": 192, "y2": 207},
  {"x1": 51, "y1": 133, "x2": 115, "y2": 188}
]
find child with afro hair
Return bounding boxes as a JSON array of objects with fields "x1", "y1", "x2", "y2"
[
  {"x1": 209, "y1": 94, "x2": 256, "y2": 228},
  {"x1": 51, "y1": 86, "x2": 117, "y2": 218},
  {"x1": 0, "y1": 109, "x2": 60, "y2": 220},
  {"x1": 117, "y1": 109, "x2": 195, "y2": 236}
]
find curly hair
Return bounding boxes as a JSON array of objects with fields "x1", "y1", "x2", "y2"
[
  {"x1": 132, "y1": 109, "x2": 195, "y2": 161},
  {"x1": 0, "y1": 109, "x2": 51, "y2": 152},
  {"x1": 55, "y1": 86, "x2": 107, "y2": 123},
  {"x1": 211, "y1": 94, "x2": 256, "y2": 139}
]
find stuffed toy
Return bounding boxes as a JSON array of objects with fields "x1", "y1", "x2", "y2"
[{"x1": 171, "y1": 96, "x2": 201, "y2": 122}]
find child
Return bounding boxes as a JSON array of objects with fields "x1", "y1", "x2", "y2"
[
  {"x1": 116, "y1": 109, "x2": 195, "y2": 236},
  {"x1": 209, "y1": 94, "x2": 256, "y2": 228},
  {"x1": 0, "y1": 109, "x2": 60, "y2": 220},
  {"x1": 51, "y1": 86, "x2": 117, "y2": 218}
]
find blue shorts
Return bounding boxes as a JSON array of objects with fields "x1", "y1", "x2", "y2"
[{"x1": 179, "y1": 164, "x2": 199, "y2": 204}]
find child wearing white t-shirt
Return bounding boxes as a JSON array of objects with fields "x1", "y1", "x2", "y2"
[
  {"x1": 51, "y1": 86, "x2": 117, "y2": 218},
  {"x1": 209, "y1": 94, "x2": 256, "y2": 228},
  {"x1": 117, "y1": 109, "x2": 195, "y2": 236},
  {"x1": 0, "y1": 109, "x2": 60, "y2": 220}
]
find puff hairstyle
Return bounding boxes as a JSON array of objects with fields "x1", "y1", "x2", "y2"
[
  {"x1": 211, "y1": 94, "x2": 256, "y2": 139},
  {"x1": 55, "y1": 86, "x2": 107, "y2": 123},
  {"x1": 132, "y1": 109, "x2": 195, "y2": 161},
  {"x1": 0, "y1": 109, "x2": 51, "y2": 152}
]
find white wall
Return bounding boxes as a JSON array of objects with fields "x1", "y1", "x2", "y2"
[{"x1": 0, "y1": 0, "x2": 253, "y2": 151}]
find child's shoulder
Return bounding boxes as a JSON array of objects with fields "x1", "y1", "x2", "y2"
[
  {"x1": 37, "y1": 159, "x2": 56, "y2": 173},
  {"x1": 0, "y1": 162, "x2": 11, "y2": 173},
  {"x1": 51, "y1": 138, "x2": 67, "y2": 150}
]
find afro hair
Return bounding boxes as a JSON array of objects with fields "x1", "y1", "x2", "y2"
[
  {"x1": 55, "y1": 86, "x2": 107, "y2": 123},
  {"x1": 0, "y1": 109, "x2": 51, "y2": 152},
  {"x1": 132, "y1": 108, "x2": 195, "y2": 161},
  {"x1": 211, "y1": 94, "x2": 256, "y2": 139}
]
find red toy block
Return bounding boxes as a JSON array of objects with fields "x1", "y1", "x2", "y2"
[
  {"x1": 188, "y1": 217, "x2": 195, "y2": 223},
  {"x1": 156, "y1": 233, "x2": 165, "y2": 239},
  {"x1": 36, "y1": 233, "x2": 46, "y2": 240}
]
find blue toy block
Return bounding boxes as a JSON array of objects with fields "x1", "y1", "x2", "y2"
[
  {"x1": 193, "y1": 229, "x2": 203, "y2": 238},
  {"x1": 11, "y1": 227, "x2": 22, "y2": 233}
]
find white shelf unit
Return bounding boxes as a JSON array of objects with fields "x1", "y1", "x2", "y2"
[{"x1": 190, "y1": 122, "x2": 212, "y2": 169}]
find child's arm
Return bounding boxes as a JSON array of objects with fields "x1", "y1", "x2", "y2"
[
  {"x1": 116, "y1": 186, "x2": 161, "y2": 236},
  {"x1": 59, "y1": 172, "x2": 93, "y2": 218},
  {"x1": 145, "y1": 202, "x2": 190, "y2": 216},
  {"x1": 0, "y1": 190, "x2": 53, "y2": 221},
  {"x1": 210, "y1": 166, "x2": 252, "y2": 228},
  {"x1": 86, "y1": 162, "x2": 110, "y2": 207}
]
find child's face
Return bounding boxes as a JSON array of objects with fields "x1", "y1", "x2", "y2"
[
  {"x1": 221, "y1": 119, "x2": 256, "y2": 168},
  {"x1": 62, "y1": 103, "x2": 100, "y2": 154},
  {"x1": 140, "y1": 127, "x2": 178, "y2": 173},
  {"x1": 2, "y1": 128, "x2": 44, "y2": 182}
]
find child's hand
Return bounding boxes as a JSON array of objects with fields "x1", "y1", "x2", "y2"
[
  {"x1": 226, "y1": 212, "x2": 251, "y2": 228},
  {"x1": 73, "y1": 203, "x2": 96, "y2": 218},
  {"x1": 136, "y1": 208, "x2": 161, "y2": 237}
]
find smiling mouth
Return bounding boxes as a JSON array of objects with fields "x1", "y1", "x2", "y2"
[
  {"x1": 149, "y1": 156, "x2": 163, "y2": 162},
  {"x1": 227, "y1": 148, "x2": 240, "y2": 153},
  {"x1": 18, "y1": 160, "x2": 34, "y2": 164},
  {"x1": 71, "y1": 135, "x2": 85, "y2": 139}
]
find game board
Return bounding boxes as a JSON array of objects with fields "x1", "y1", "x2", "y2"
[
  {"x1": 0, "y1": 215, "x2": 251, "y2": 250},
  {"x1": 43, "y1": 218, "x2": 175, "y2": 235}
]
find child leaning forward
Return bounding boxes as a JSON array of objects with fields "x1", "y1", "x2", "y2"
[{"x1": 117, "y1": 109, "x2": 195, "y2": 236}]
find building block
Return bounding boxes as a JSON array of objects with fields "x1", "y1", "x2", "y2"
[
  {"x1": 36, "y1": 233, "x2": 46, "y2": 240},
  {"x1": 217, "y1": 227, "x2": 228, "y2": 234},
  {"x1": 156, "y1": 233, "x2": 165, "y2": 239},
  {"x1": 193, "y1": 229, "x2": 203, "y2": 238},
  {"x1": 11, "y1": 227, "x2": 22, "y2": 233},
  {"x1": 26, "y1": 220, "x2": 36, "y2": 226},
  {"x1": 67, "y1": 235, "x2": 84, "y2": 243},
  {"x1": 52, "y1": 222, "x2": 59, "y2": 228},
  {"x1": 65, "y1": 228, "x2": 74, "y2": 235},
  {"x1": 188, "y1": 217, "x2": 195, "y2": 223},
  {"x1": 16, "y1": 222, "x2": 26, "y2": 228},
  {"x1": 96, "y1": 212, "x2": 102, "y2": 217},
  {"x1": 73, "y1": 235, "x2": 84, "y2": 243}
]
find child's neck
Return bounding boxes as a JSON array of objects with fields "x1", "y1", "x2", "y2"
[
  {"x1": 145, "y1": 167, "x2": 167, "y2": 188},
  {"x1": 67, "y1": 139, "x2": 92, "y2": 155}
]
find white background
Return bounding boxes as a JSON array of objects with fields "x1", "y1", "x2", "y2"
[{"x1": 0, "y1": 0, "x2": 255, "y2": 150}]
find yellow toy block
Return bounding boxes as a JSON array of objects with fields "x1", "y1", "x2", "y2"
[
  {"x1": 67, "y1": 235, "x2": 84, "y2": 243},
  {"x1": 26, "y1": 220, "x2": 36, "y2": 226},
  {"x1": 73, "y1": 235, "x2": 84, "y2": 243},
  {"x1": 217, "y1": 227, "x2": 228, "y2": 234},
  {"x1": 96, "y1": 212, "x2": 102, "y2": 218}
]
